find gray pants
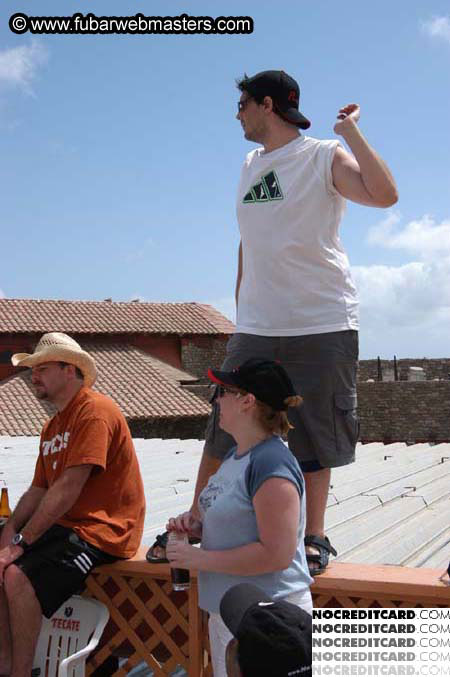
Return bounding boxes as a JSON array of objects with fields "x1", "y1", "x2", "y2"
[{"x1": 204, "y1": 330, "x2": 359, "y2": 470}]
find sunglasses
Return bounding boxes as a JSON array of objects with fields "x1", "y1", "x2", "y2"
[
  {"x1": 237, "y1": 97, "x2": 253, "y2": 113},
  {"x1": 209, "y1": 384, "x2": 243, "y2": 403},
  {"x1": 217, "y1": 385, "x2": 242, "y2": 398}
]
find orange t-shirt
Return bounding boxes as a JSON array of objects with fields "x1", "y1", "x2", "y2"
[{"x1": 32, "y1": 387, "x2": 145, "y2": 558}]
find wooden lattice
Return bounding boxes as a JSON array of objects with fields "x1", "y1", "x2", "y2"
[
  {"x1": 312, "y1": 593, "x2": 449, "y2": 608},
  {"x1": 82, "y1": 554, "x2": 448, "y2": 675},
  {"x1": 84, "y1": 555, "x2": 211, "y2": 676}
]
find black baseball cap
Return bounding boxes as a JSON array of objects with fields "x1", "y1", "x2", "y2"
[
  {"x1": 240, "y1": 70, "x2": 311, "y2": 130},
  {"x1": 208, "y1": 358, "x2": 298, "y2": 411},
  {"x1": 220, "y1": 583, "x2": 312, "y2": 677}
]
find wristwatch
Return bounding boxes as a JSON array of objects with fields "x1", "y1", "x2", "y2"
[{"x1": 12, "y1": 533, "x2": 31, "y2": 551}]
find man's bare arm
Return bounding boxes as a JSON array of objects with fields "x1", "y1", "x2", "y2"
[
  {"x1": 0, "y1": 465, "x2": 94, "y2": 582},
  {"x1": 0, "y1": 485, "x2": 46, "y2": 548},
  {"x1": 235, "y1": 241, "x2": 243, "y2": 310},
  {"x1": 183, "y1": 242, "x2": 242, "y2": 518},
  {"x1": 332, "y1": 104, "x2": 398, "y2": 208},
  {"x1": 185, "y1": 242, "x2": 241, "y2": 521},
  {"x1": 20, "y1": 465, "x2": 93, "y2": 545}
]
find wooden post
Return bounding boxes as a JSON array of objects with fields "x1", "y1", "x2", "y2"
[{"x1": 188, "y1": 578, "x2": 202, "y2": 676}]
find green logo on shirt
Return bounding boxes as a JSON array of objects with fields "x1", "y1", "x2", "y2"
[{"x1": 243, "y1": 170, "x2": 283, "y2": 204}]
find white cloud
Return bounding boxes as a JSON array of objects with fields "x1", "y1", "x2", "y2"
[
  {"x1": 368, "y1": 212, "x2": 450, "y2": 258},
  {"x1": 422, "y1": 16, "x2": 450, "y2": 44},
  {"x1": 0, "y1": 288, "x2": 5, "y2": 299},
  {"x1": 0, "y1": 42, "x2": 48, "y2": 93},
  {"x1": 353, "y1": 260, "x2": 450, "y2": 326},
  {"x1": 354, "y1": 212, "x2": 450, "y2": 357},
  {"x1": 206, "y1": 213, "x2": 450, "y2": 358},
  {"x1": 423, "y1": 16, "x2": 450, "y2": 44}
]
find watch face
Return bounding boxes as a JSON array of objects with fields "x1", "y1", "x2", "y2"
[{"x1": 12, "y1": 534, "x2": 22, "y2": 546}]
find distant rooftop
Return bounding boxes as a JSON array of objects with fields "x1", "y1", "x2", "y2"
[
  {"x1": 0, "y1": 298, "x2": 235, "y2": 335},
  {"x1": 0, "y1": 342, "x2": 210, "y2": 436}
]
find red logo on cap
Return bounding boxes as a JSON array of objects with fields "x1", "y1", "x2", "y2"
[{"x1": 288, "y1": 90, "x2": 298, "y2": 103}]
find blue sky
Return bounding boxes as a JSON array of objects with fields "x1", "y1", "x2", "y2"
[{"x1": 1, "y1": 0, "x2": 449, "y2": 358}]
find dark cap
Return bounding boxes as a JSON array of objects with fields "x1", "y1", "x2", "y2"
[
  {"x1": 241, "y1": 70, "x2": 311, "y2": 129},
  {"x1": 208, "y1": 358, "x2": 298, "y2": 411},
  {"x1": 220, "y1": 583, "x2": 312, "y2": 677}
]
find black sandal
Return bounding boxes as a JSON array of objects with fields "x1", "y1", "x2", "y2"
[
  {"x1": 146, "y1": 532, "x2": 170, "y2": 563},
  {"x1": 304, "y1": 535, "x2": 337, "y2": 576},
  {"x1": 146, "y1": 531, "x2": 202, "y2": 564}
]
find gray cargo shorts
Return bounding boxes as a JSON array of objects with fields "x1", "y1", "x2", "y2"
[{"x1": 204, "y1": 330, "x2": 359, "y2": 470}]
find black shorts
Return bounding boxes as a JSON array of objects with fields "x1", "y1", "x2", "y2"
[
  {"x1": 14, "y1": 524, "x2": 117, "y2": 618},
  {"x1": 204, "y1": 331, "x2": 359, "y2": 470}
]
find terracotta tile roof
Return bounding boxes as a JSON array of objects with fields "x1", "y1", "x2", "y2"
[
  {"x1": 0, "y1": 342, "x2": 211, "y2": 436},
  {"x1": 0, "y1": 299, "x2": 234, "y2": 335},
  {"x1": 0, "y1": 374, "x2": 54, "y2": 436}
]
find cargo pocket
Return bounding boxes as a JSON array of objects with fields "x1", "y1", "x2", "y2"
[{"x1": 334, "y1": 390, "x2": 359, "y2": 455}]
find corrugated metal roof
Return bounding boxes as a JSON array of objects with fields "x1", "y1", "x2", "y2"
[{"x1": 1, "y1": 439, "x2": 449, "y2": 570}]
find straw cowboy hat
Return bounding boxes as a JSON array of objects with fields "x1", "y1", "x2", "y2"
[{"x1": 12, "y1": 332, "x2": 97, "y2": 387}]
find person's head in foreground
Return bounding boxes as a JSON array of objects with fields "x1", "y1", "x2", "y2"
[
  {"x1": 12, "y1": 332, "x2": 96, "y2": 407},
  {"x1": 220, "y1": 583, "x2": 312, "y2": 677},
  {"x1": 208, "y1": 357, "x2": 302, "y2": 438}
]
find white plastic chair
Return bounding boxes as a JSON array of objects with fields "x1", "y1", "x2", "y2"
[{"x1": 32, "y1": 595, "x2": 109, "y2": 676}]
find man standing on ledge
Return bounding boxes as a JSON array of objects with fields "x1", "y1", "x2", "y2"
[
  {"x1": 0, "y1": 332, "x2": 145, "y2": 676},
  {"x1": 188, "y1": 70, "x2": 398, "y2": 576}
]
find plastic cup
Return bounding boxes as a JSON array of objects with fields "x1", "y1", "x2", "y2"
[{"x1": 168, "y1": 531, "x2": 190, "y2": 591}]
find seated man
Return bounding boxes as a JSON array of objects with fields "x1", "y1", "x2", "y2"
[
  {"x1": 220, "y1": 583, "x2": 312, "y2": 677},
  {"x1": 0, "y1": 332, "x2": 145, "y2": 676}
]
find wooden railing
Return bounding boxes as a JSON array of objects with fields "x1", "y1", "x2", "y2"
[
  {"x1": 85, "y1": 549, "x2": 450, "y2": 675},
  {"x1": 85, "y1": 548, "x2": 211, "y2": 676},
  {"x1": 311, "y1": 561, "x2": 449, "y2": 608}
]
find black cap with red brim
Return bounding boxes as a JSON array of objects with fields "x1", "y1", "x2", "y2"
[{"x1": 208, "y1": 358, "x2": 297, "y2": 412}]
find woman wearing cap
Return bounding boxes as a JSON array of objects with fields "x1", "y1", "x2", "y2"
[{"x1": 166, "y1": 358, "x2": 313, "y2": 677}]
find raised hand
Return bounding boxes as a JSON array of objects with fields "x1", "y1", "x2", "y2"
[{"x1": 334, "y1": 103, "x2": 360, "y2": 135}]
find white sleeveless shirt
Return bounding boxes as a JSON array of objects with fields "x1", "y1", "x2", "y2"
[{"x1": 235, "y1": 135, "x2": 359, "y2": 336}]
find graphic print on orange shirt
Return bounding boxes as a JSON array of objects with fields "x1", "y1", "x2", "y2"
[{"x1": 33, "y1": 387, "x2": 145, "y2": 558}]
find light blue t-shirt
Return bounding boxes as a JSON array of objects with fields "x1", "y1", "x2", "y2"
[{"x1": 198, "y1": 435, "x2": 313, "y2": 613}]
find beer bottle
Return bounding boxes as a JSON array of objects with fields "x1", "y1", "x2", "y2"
[{"x1": 0, "y1": 487, "x2": 12, "y2": 527}]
